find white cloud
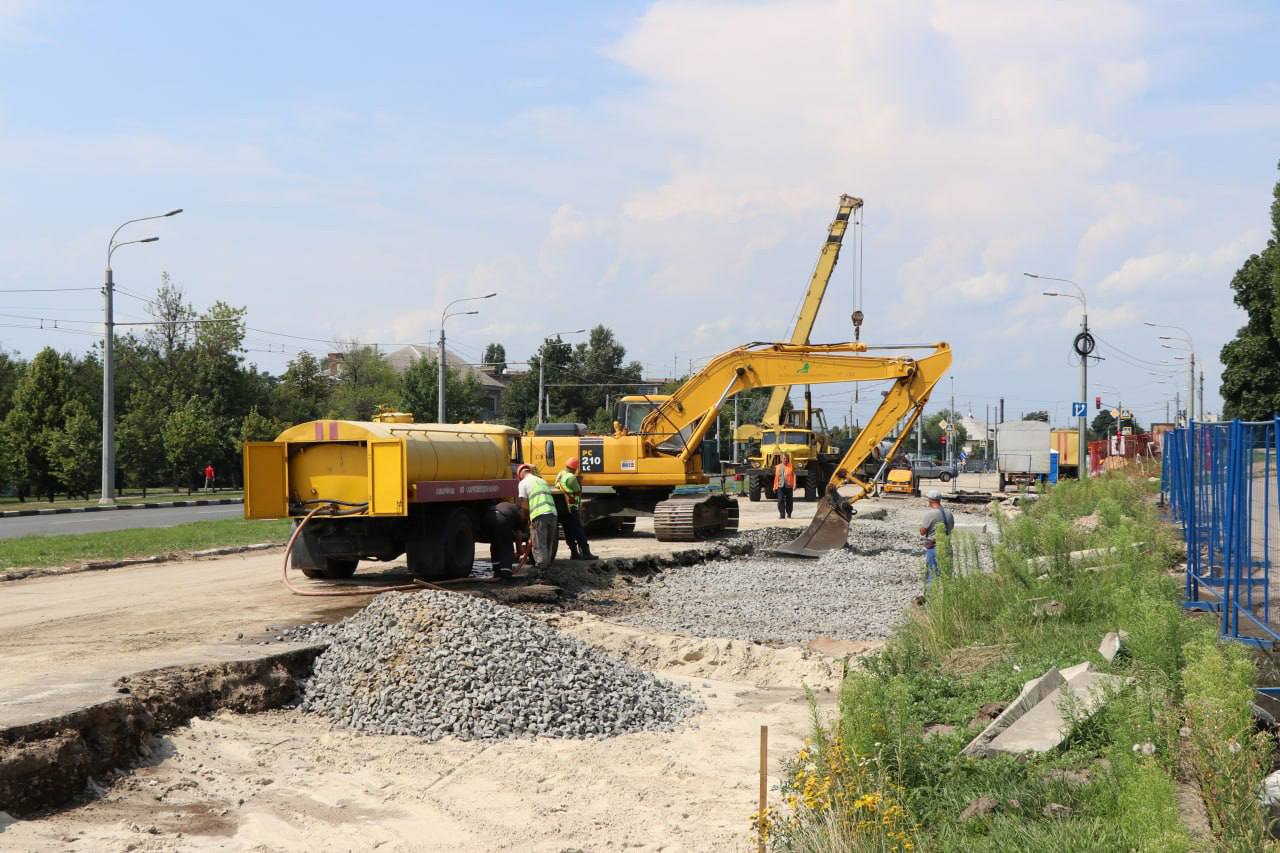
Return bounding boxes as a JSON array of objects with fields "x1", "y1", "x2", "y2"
[{"x1": 1098, "y1": 229, "x2": 1264, "y2": 294}]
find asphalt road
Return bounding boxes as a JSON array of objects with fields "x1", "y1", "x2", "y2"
[{"x1": 0, "y1": 503, "x2": 244, "y2": 539}]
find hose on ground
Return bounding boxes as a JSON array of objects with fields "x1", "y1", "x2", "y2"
[{"x1": 281, "y1": 504, "x2": 445, "y2": 597}]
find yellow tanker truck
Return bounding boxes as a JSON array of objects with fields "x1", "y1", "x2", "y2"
[{"x1": 243, "y1": 412, "x2": 523, "y2": 581}]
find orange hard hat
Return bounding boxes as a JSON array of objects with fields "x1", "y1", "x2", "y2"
[{"x1": 565, "y1": 457, "x2": 580, "y2": 470}]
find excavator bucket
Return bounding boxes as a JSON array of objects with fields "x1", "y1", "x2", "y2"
[{"x1": 773, "y1": 491, "x2": 857, "y2": 558}]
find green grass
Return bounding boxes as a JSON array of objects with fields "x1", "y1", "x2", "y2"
[
  {"x1": 762, "y1": 473, "x2": 1272, "y2": 852},
  {"x1": 0, "y1": 489, "x2": 244, "y2": 511},
  {"x1": 0, "y1": 517, "x2": 291, "y2": 571}
]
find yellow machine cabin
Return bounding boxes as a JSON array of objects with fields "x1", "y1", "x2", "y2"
[{"x1": 244, "y1": 413, "x2": 522, "y2": 581}]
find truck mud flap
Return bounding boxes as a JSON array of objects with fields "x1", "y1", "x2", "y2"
[{"x1": 773, "y1": 493, "x2": 854, "y2": 558}]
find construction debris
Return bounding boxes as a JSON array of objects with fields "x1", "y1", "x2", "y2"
[
  {"x1": 295, "y1": 591, "x2": 702, "y2": 741},
  {"x1": 1098, "y1": 630, "x2": 1128, "y2": 662},
  {"x1": 961, "y1": 662, "x2": 1126, "y2": 757}
]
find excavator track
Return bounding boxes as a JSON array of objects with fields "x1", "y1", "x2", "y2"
[{"x1": 652, "y1": 495, "x2": 740, "y2": 542}]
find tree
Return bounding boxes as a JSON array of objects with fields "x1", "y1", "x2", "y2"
[
  {"x1": 400, "y1": 354, "x2": 485, "y2": 422},
  {"x1": 45, "y1": 400, "x2": 100, "y2": 500},
  {"x1": 482, "y1": 343, "x2": 507, "y2": 377},
  {"x1": 1023, "y1": 410, "x2": 1050, "y2": 422},
  {"x1": 162, "y1": 396, "x2": 225, "y2": 492},
  {"x1": 329, "y1": 343, "x2": 401, "y2": 421},
  {"x1": 239, "y1": 406, "x2": 288, "y2": 448},
  {"x1": 1, "y1": 348, "x2": 76, "y2": 501},
  {"x1": 1090, "y1": 409, "x2": 1144, "y2": 440},
  {"x1": 921, "y1": 409, "x2": 967, "y2": 457},
  {"x1": 501, "y1": 335, "x2": 575, "y2": 429},
  {"x1": 1221, "y1": 163, "x2": 1280, "y2": 419},
  {"x1": 117, "y1": 393, "x2": 168, "y2": 496},
  {"x1": 273, "y1": 351, "x2": 332, "y2": 423}
]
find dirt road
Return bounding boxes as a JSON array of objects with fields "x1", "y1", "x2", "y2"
[
  {"x1": 0, "y1": 502, "x2": 815, "y2": 726},
  {"x1": 0, "y1": 498, "x2": 914, "y2": 850}
]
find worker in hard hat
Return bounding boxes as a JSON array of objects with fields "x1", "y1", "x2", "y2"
[
  {"x1": 555, "y1": 456, "x2": 597, "y2": 561},
  {"x1": 918, "y1": 489, "x2": 955, "y2": 594},
  {"x1": 516, "y1": 463, "x2": 558, "y2": 578},
  {"x1": 481, "y1": 500, "x2": 526, "y2": 581}
]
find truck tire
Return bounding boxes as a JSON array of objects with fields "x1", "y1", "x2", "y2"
[
  {"x1": 939, "y1": 472, "x2": 952, "y2": 483},
  {"x1": 765, "y1": 482, "x2": 776, "y2": 501},
  {"x1": 749, "y1": 479, "x2": 762, "y2": 502},
  {"x1": 432, "y1": 507, "x2": 476, "y2": 579},
  {"x1": 803, "y1": 465, "x2": 818, "y2": 501},
  {"x1": 300, "y1": 559, "x2": 358, "y2": 580},
  {"x1": 407, "y1": 506, "x2": 476, "y2": 581}
]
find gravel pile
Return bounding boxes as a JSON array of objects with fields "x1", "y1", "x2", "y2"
[
  {"x1": 291, "y1": 590, "x2": 702, "y2": 741},
  {"x1": 619, "y1": 512, "x2": 930, "y2": 645}
]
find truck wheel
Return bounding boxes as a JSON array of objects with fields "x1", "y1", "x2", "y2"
[
  {"x1": 765, "y1": 483, "x2": 776, "y2": 501},
  {"x1": 300, "y1": 559, "x2": 358, "y2": 580},
  {"x1": 433, "y1": 507, "x2": 476, "y2": 579},
  {"x1": 803, "y1": 475, "x2": 817, "y2": 501},
  {"x1": 749, "y1": 479, "x2": 762, "y2": 502},
  {"x1": 939, "y1": 472, "x2": 952, "y2": 483}
]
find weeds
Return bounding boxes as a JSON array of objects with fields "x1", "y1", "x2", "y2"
[{"x1": 763, "y1": 474, "x2": 1273, "y2": 851}]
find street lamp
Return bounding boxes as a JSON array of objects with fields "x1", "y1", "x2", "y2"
[
  {"x1": 1026, "y1": 272, "x2": 1090, "y2": 479},
  {"x1": 438, "y1": 292, "x2": 496, "y2": 422},
  {"x1": 101, "y1": 208, "x2": 182, "y2": 506},
  {"x1": 538, "y1": 328, "x2": 586, "y2": 423},
  {"x1": 1145, "y1": 322, "x2": 1197, "y2": 423}
]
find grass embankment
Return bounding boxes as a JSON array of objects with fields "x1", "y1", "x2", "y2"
[
  {"x1": 0, "y1": 518, "x2": 291, "y2": 571},
  {"x1": 0, "y1": 490, "x2": 244, "y2": 511},
  {"x1": 760, "y1": 475, "x2": 1273, "y2": 852}
]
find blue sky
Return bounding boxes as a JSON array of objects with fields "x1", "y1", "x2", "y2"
[{"x1": 1, "y1": 0, "x2": 1278, "y2": 427}]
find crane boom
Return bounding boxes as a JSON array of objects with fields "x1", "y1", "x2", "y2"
[{"x1": 760, "y1": 193, "x2": 863, "y2": 427}]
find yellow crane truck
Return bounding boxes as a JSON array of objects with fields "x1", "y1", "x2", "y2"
[
  {"x1": 738, "y1": 193, "x2": 863, "y2": 501},
  {"x1": 524, "y1": 339, "x2": 952, "y2": 547},
  {"x1": 244, "y1": 412, "x2": 522, "y2": 581}
]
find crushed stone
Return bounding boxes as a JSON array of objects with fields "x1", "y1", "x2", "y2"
[{"x1": 288, "y1": 590, "x2": 702, "y2": 742}]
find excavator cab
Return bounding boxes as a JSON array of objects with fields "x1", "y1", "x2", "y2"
[{"x1": 614, "y1": 395, "x2": 671, "y2": 436}]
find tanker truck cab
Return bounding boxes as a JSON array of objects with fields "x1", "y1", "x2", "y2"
[{"x1": 243, "y1": 414, "x2": 523, "y2": 582}]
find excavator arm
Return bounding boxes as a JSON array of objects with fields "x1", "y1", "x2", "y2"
[
  {"x1": 775, "y1": 344, "x2": 952, "y2": 557},
  {"x1": 640, "y1": 341, "x2": 923, "y2": 456}
]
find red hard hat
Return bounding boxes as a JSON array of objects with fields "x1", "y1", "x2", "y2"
[
  {"x1": 516, "y1": 463, "x2": 535, "y2": 478},
  {"x1": 565, "y1": 457, "x2": 580, "y2": 470}
]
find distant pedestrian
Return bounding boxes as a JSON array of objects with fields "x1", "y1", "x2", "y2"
[
  {"x1": 517, "y1": 464, "x2": 558, "y2": 579},
  {"x1": 481, "y1": 500, "x2": 526, "y2": 581},
  {"x1": 203, "y1": 464, "x2": 215, "y2": 491},
  {"x1": 919, "y1": 489, "x2": 955, "y2": 593},
  {"x1": 555, "y1": 456, "x2": 596, "y2": 560},
  {"x1": 774, "y1": 452, "x2": 796, "y2": 519}
]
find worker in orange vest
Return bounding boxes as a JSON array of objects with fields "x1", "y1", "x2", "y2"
[{"x1": 773, "y1": 453, "x2": 796, "y2": 519}]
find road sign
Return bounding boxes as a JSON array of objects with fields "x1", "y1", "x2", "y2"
[{"x1": 1071, "y1": 402, "x2": 1086, "y2": 418}]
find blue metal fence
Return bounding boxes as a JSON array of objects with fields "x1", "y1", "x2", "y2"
[{"x1": 1163, "y1": 419, "x2": 1279, "y2": 647}]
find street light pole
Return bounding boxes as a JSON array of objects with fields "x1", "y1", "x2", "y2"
[
  {"x1": 101, "y1": 209, "x2": 182, "y2": 506},
  {"x1": 1148, "y1": 322, "x2": 1196, "y2": 426},
  {"x1": 537, "y1": 328, "x2": 586, "y2": 423},
  {"x1": 437, "y1": 293, "x2": 497, "y2": 422},
  {"x1": 1026, "y1": 273, "x2": 1089, "y2": 479}
]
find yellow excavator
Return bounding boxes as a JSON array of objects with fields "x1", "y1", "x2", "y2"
[
  {"x1": 737, "y1": 193, "x2": 864, "y2": 501},
  {"x1": 523, "y1": 339, "x2": 952, "y2": 552}
]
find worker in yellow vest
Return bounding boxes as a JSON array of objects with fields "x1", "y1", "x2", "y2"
[
  {"x1": 517, "y1": 464, "x2": 558, "y2": 578},
  {"x1": 555, "y1": 457, "x2": 597, "y2": 561},
  {"x1": 774, "y1": 452, "x2": 796, "y2": 519}
]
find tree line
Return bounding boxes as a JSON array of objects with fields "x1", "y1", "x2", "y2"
[{"x1": 0, "y1": 276, "x2": 654, "y2": 500}]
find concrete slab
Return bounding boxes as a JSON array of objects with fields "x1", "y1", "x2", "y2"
[
  {"x1": 985, "y1": 667, "x2": 1125, "y2": 756},
  {"x1": 962, "y1": 666, "x2": 1066, "y2": 757}
]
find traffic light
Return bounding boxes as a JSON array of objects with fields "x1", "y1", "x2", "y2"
[{"x1": 1095, "y1": 396, "x2": 1102, "y2": 410}]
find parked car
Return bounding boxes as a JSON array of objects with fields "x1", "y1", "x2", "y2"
[{"x1": 907, "y1": 456, "x2": 959, "y2": 482}]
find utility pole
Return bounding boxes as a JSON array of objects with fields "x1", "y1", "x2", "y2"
[
  {"x1": 100, "y1": 208, "x2": 182, "y2": 507},
  {"x1": 949, "y1": 375, "x2": 957, "y2": 492},
  {"x1": 1027, "y1": 273, "x2": 1089, "y2": 479},
  {"x1": 439, "y1": 292, "x2": 496, "y2": 423},
  {"x1": 1199, "y1": 369, "x2": 1204, "y2": 421},
  {"x1": 1188, "y1": 351, "x2": 1196, "y2": 425},
  {"x1": 1176, "y1": 391, "x2": 1181, "y2": 426}
]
